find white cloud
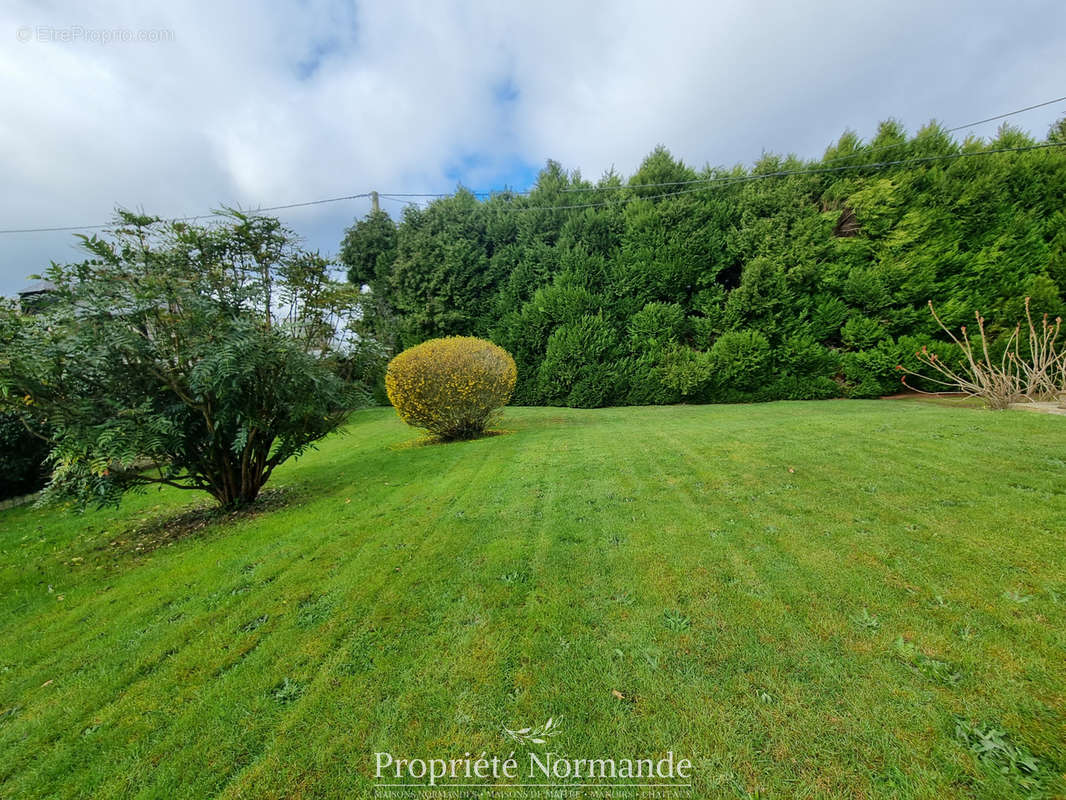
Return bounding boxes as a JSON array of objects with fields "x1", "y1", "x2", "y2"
[{"x1": 1, "y1": 0, "x2": 1064, "y2": 293}]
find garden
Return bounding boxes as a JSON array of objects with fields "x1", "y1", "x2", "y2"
[
  {"x1": 1, "y1": 402, "x2": 1064, "y2": 798},
  {"x1": 2, "y1": 121, "x2": 1066, "y2": 798}
]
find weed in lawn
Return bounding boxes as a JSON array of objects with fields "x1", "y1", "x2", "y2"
[
  {"x1": 852, "y1": 607, "x2": 881, "y2": 631},
  {"x1": 894, "y1": 637, "x2": 963, "y2": 686},
  {"x1": 271, "y1": 678, "x2": 304, "y2": 705},
  {"x1": 337, "y1": 630, "x2": 380, "y2": 675},
  {"x1": 743, "y1": 582, "x2": 768, "y2": 599},
  {"x1": 955, "y1": 719, "x2": 1046, "y2": 794},
  {"x1": 240, "y1": 615, "x2": 269, "y2": 633},
  {"x1": 296, "y1": 595, "x2": 334, "y2": 628},
  {"x1": 663, "y1": 609, "x2": 691, "y2": 632},
  {"x1": 453, "y1": 711, "x2": 474, "y2": 727},
  {"x1": 1003, "y1": 589, "x2": 1034, "y2": 604}
]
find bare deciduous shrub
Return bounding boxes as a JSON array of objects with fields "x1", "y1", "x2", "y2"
[{"x1": 899, "y1": 298, "x2": 1065, "y2": 409}]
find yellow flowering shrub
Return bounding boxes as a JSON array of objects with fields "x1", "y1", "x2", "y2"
[{"x1": 385, "y1": 337, "x2": 517, "y2": 440}]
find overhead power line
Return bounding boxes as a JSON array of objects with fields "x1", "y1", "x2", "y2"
[
  {"x1": 944, "y1": 94, "x2": 1066, "y2": 132},
  {"x1": 3, "y1": 141, "x2": 1064, "y2": 233},
  {"x1": 253, "y1": 192, "x2": 370, "y2": 212},
  {"x1": 508, "y1": 141, "x2": 1066, "y2": 212},
  {"x1": 558, "y1": 94, "x2": 1066, "y2": 185},
  {"x1": 0, "y1": 221, "x2": 114, "y2": 235},
  {"x1": 378, "y1": 194, "x2": 428, "y2": 208},
  {"x1": 515, "y1": 140, "x2": 1066, "y2": 207},
  {"x1": 819, "y1": 94, "x2": 1066, "y2": 166},
  {"x1": 378, "y1": 191, "x2": 495, "y2": 198},
  {"x1": 0, "y1": 193, "x2": 370, "y2": 235},
  {"x1": 370, "y1": 94, "x2": 1066, "y2": 196},
  {"x1": 1, "y1": 94, "x2": 1064, "y2": 235}
]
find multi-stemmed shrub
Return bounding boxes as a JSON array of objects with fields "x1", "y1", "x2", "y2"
[
  {"x1": 899, "y1": 297, "x2": 1065, "y2": 408},
  {"x1": 0, "y1": 210, "x2": 366, "y2": 509},
  {"x1": 385, "y1": 337, "x2": 516, "y2": 440}
]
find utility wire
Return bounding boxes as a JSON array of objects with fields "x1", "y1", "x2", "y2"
[
  {"x1": 0, "y1": 222, "x2": 115, "y2": 235},
  {"x1": 554, "y1": 92, "x2": 1066, "y2": 189},
  {"x1": 2, "y1": 97, "x2": 1065, "y2": 234},
  {"x1": 945, "y1": 94, "x2": 1066, "y2": 132},
  {"x1": 3, "y1": 142, "x2": 1063, "y2": 233},
  {"x1": 378, "y1": 191, "x2": 496, "y2": 198},
  {"x1": 377, "y1": 194, "x2": 425, "y2": 207},
  {"x1": 505, "y1": 141, "x2": 1066, "y2": 212},
  {"x1": 0, "y1": 193, "x2": 370, "y2": 235},
  {"x1": 254, "y1": 192, "x2": 370, "y2": 212},
  {"x1": 819, "y1": 94, "x2": 1066, "y2": 166}
]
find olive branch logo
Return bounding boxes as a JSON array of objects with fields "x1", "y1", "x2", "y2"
[{"x1": 503, "y1": 717, "x2": 559, "y2": 746}]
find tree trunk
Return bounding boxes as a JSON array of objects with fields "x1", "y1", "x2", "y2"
[
  {"x1": 211, "y1": 479, "x2": 264, "y2": 510},
  {"x1": 205, "y1": 446, "x2": 269, "y2": 510}
]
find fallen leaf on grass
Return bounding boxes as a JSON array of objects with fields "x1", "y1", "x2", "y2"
[{"x1": 611, "y1": 689, "x2": 625, "y2": 700}]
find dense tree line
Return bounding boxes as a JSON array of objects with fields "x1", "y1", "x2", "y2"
[{"x1": 341, "y1": 118, "x2": 1066, "y2": 406}]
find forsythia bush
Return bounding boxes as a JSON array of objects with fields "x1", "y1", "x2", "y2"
[{"x1": 386, "y1": 337, "x2": 516, "y2": 439}]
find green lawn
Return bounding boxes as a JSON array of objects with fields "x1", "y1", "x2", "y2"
[{"x1": 1, "y1": 402, "x2": 1064, "y2": 799}]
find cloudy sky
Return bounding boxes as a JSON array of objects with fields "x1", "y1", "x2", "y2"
[{"x1": 2, "y1": 0, "x2": 1064, "y2": 295}]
